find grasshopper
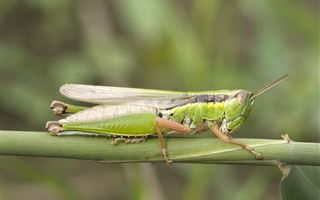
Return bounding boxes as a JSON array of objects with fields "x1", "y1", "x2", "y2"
[{"x1": 46, "y1": 75, "x2": 288, "y2": 163}]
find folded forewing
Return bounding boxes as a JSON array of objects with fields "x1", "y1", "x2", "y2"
[{"x1": 60, "y1": 84, "x2": 196, "y2": 109}]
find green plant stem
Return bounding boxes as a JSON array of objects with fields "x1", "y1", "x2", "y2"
[{"x1": 1, "y1": 130, "x2": 319, "y2": 166}]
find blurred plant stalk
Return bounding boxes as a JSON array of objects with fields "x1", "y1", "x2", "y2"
[{"x1": 1, "y1": 130, "x2": 319, "y2": 166}]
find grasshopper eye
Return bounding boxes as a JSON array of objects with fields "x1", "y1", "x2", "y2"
[{"x1": 237, "y1": 91, "x2": 250, "y2": 105}]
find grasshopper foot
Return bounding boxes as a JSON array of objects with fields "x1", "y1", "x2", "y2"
[
  {"x1": 256, "y1": 154, "x2": 264, "y2": 160},
  {"x1": 281, "y1": 134, "x2": 293, "y2": 143},
  {"x1": 251, "y1": 148, "x2": 263, "y2": 160},
  {"x1": 162, "y1": 148, "x2": 173, "y2": 164},
  {"x1": 254, "y1": 151, "x2": 264, "y2": 160},
  {"x1": 111, "y1": 137, "x2": 126, "y2": 144},
  {"x1": 243, "y1": 144, "x2": 264, "y2": 160},
  {"x1": 46, "y1": 121, "x2": 63, "y2": 135},
  {"x1": 50, "y1": 100, "x2": 67, "y2": 115}
]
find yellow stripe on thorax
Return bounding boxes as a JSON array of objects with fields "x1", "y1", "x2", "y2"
[
  {"x1": 207, "y1": 102, "x2": 225, "y2": 120},
  {"x1": 208, "y1": 102, "x2": 224, "y2": 109}
]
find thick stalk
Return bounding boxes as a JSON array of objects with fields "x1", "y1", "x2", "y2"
[{"x1": 1, "y1": 130, "x2": 319, "y2": 166}]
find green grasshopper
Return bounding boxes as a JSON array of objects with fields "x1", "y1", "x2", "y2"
[{"x1": 46, "y1": 75, "x2": 288, "y2": 163}]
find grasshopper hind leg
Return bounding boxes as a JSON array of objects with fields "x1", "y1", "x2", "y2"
[
  {"x1": 111, "y1": 136, "x2": 147, "y2": 144},
  {"x1": 50, "y1": 100, "x2": 87, "y2": 115},
  {"x1": 46, "y1": 121, "x2": 102, "y2": 137},
  {"x1": 46, "y1": 121, "x2": 64, "y2": 135},
  {"x1": 50, "y1": 101, "x2": 67, "y2": 115}
]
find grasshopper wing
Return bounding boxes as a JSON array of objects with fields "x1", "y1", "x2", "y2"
[{"x1": 60, "y1": 84, "x2": 195, "y2": 109}]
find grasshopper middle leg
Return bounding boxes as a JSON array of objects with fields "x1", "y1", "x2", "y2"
[{"x1": 155, "y1": 118, "x2": 192, "y2": 164}]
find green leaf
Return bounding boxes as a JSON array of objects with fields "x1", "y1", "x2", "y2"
[{"x1": 280, "y1": 166, "x2": 320, "y2": 200}]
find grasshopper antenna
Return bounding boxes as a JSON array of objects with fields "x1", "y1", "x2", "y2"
[{"x1": 250, "y1": 74, "x2": 289, "y2": 100}]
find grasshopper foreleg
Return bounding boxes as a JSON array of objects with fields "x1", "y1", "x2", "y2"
[{"x1": 209, "y1": 124, "x2": 263, "y2": 160}]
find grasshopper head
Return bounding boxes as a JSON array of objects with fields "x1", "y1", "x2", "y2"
[
  {"x1": 222, "y1": 90, "x2": 255, "y2": 133},
  {"x1": 222, "y1": 74, "x2": 288, "y2": 134}
]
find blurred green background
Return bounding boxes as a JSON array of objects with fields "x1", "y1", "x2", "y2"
[{"x1": 1, "y1": 0, "x2": 319, "y2": 199}]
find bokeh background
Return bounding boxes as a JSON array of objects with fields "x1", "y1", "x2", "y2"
[{"x1": 1, "y1": 0, "x2": 319, "y2": 199}]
